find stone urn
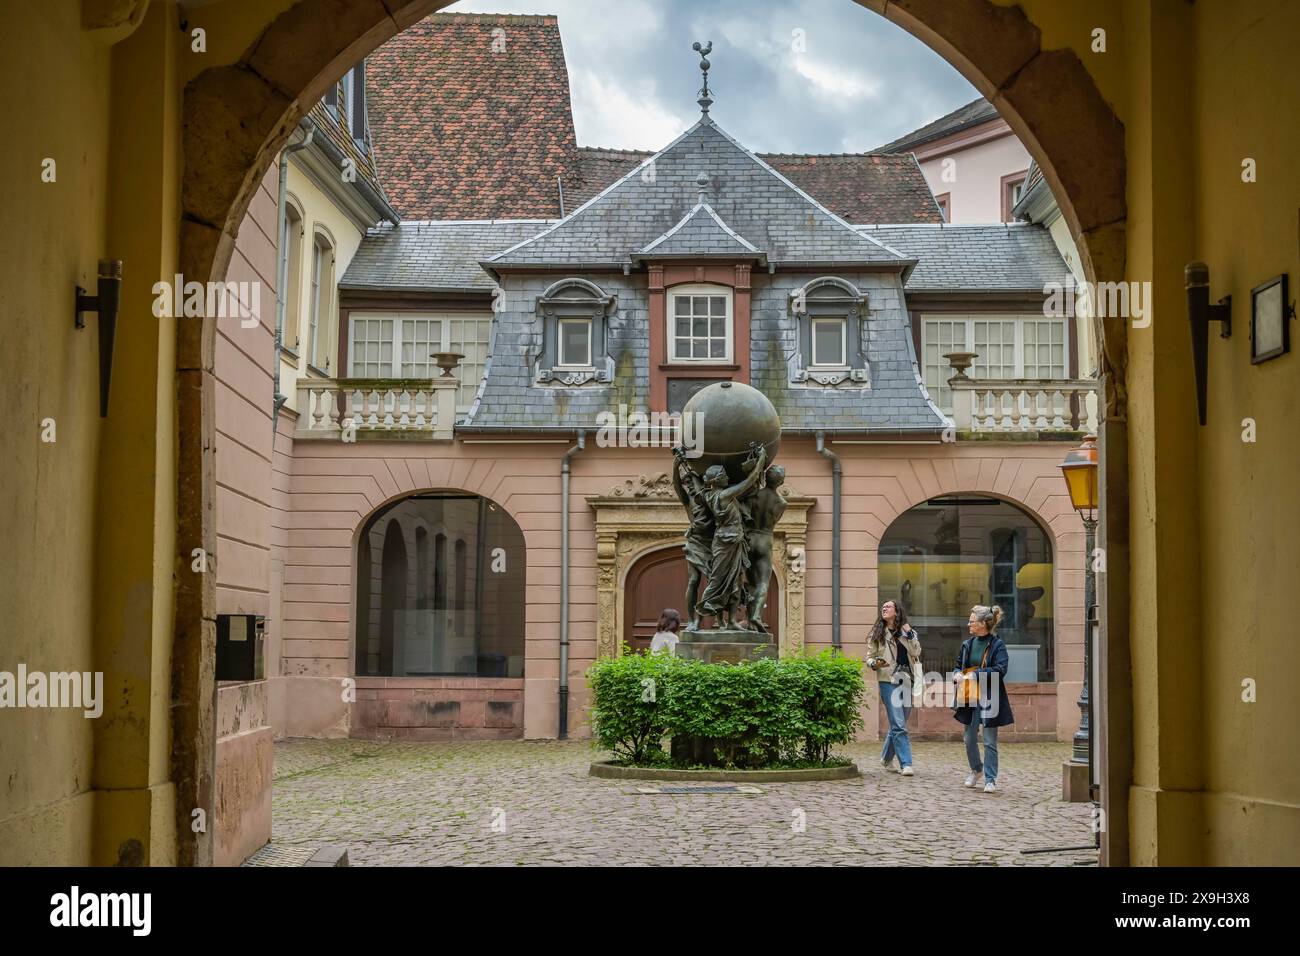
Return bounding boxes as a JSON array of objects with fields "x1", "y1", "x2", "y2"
[
  {"x1": 943, "y1": 350, "x2": 978, "y2": 382},
  {"x1": 429, "y1": 351, "x2": 465, "y2": 377}
]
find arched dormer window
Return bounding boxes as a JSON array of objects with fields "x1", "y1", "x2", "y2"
[
  {"x1": 789, "y1": 276, "x2": 869, "y2": 387},
  {"x1": 535, "y1": 278, "x2": 616, "y2": 387}
]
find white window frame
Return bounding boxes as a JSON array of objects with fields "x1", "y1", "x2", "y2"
[
  {"x1": 348, "y1": 312, "x2": 492, "y2": 414},
  {"x1": 307, "y1": 233, "x2": 334, "y2": 373},
  {"x1": 556, "y1": 317, "x2": 593, "y2": 369},
  {"x1": 667, "y1": 284, "x2": 733, "y2": 364},
  {"x1": 810, "y1": 316, "x2": 849, "y2": 369},
  {"x1": 920, "y1": 313, "x2": 1070, "y2": 411}
]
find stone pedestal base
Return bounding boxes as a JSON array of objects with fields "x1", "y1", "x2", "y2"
[
  {"x1": 1062, "y1": 759, "x2": 1091, "y2": 802},
  {"x1": 676, "y1": 628, "x2": 776, "y2": 665}
]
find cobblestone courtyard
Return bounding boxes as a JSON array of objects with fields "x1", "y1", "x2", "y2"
[{"x1": 269, "y1": 738, "x2": 1098, "y2": 866}]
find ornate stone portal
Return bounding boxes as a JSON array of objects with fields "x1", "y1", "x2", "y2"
[{"x1": 587, "y1": 477, "x2": 813, "y2": 659}]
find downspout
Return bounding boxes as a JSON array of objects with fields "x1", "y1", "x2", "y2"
[
  {"x1": 815, "y1": 431, "x2": 842, "y2": 650},
  {"x1": 272, "y1": 120, "x2": 316, "y2": 430},
  {"x1": 558, "y1": 430, "x2": 586, "y2": 738}
]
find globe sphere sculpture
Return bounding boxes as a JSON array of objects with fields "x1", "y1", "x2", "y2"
[{"x1": 681, "y1": 381, "x2": 781, "y2": 484}]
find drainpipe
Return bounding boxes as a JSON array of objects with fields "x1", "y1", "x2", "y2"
[
  {"x1": 815, "y1": 431, "x2": 842, "y2": 650},
  {"x1": 558, "y1": 430, "x2": 586, "y2": 738},
  {"x1": 272, "y1": 120, "x2": 316, "y2": 430}
]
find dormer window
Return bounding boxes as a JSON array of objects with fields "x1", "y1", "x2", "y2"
[
  {"x1": 668, "y1": 285, "x2": 732, "y2": 363},
  {"x1": 790, "y1": 276, "x2": 869, "y2": 387},
  {"x1": 535, "y1": 278, "x2": 616, "y2": 386}
]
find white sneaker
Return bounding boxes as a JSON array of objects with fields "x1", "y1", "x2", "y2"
[
  {"x1": 900, "y1": 766, "x2": 914, "y2": 777},
  {"x1": 964, "y1": 772, "x2": 983, "y2": 788},
  {"x1": 983, "y1": 781, "x2": 999, "y2": 793}
]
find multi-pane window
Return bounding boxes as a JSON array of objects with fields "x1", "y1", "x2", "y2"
[
  {"x1": 669, "y1": 285, "x2": 732, "y2": 362},
  {"x1": 281, "y1": 204, "x2": 304, "y2": 352},
  {"x1": 921, "y1": 315, "x2": 1069, "y2": 414},
  {"x1": 811, "y1": 317, "x2": 847, "y2": 367},
  {"x1": 557, "y1": 318, "x2": 592, "y2": 367},
  {"x1": 349, "y1": 313, "x2": 492, "y2": 413}
]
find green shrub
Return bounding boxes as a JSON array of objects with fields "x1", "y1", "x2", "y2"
[{"x1": 586, "y1": 648, "x2": 866, "y2": 768}]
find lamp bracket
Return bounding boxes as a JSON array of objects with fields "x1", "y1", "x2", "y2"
[{"x1": 1208, "y1": 295, "x2": 1231, "y2": 338}]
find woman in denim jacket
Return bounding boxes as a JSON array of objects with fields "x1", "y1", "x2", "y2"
[{"x1": 867, "y1": 599, "x2": 922, "y2": 776}]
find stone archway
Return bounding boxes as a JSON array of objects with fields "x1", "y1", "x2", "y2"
[{"x1": 175, "y1": 0, "x2": 1130, "y2": 865}]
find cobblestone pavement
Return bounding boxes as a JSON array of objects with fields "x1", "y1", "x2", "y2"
[{"x1": 271, "y1": 738, "x2": 1098, "y2": 866}]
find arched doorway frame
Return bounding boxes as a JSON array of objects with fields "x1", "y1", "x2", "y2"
[
  {"x1": 618, "y1": 539, "x2": 786, "y2": 653},
  {"x1": 176, "y1": 0, "x2": 1129, "y2": 865}
]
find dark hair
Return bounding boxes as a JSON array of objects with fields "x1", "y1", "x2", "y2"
[
  {"x1": 868, "y1": 599, "x2": 908, "y2": 642},
  {"x1": 657, "y1": 608, "x2": 682, "y2": 633}
]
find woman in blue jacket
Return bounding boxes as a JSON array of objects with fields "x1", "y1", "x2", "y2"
[{"x1": 952, "y1": 604, "x2": 1015, "y2": 793}]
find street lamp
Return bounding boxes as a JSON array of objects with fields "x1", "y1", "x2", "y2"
[{"x1": 1059, "y1": 434, "x2": 1099, "y2": 789}]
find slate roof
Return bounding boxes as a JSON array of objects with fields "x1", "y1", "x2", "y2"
[
  {"x1": 876, "y1": 98, "x2": 1001, "y2": 153},
  {"x1": 339, "y1": 220, "x2": 554, "y2": 293},
  {"x1": 487, "y1": 118, "x2": 914, "y2": 271},
  {"x1": 637, "y1": 202, "x2": 762, "y2": 260},
  {"x1": 366, "y1": 14, "x2": 578, "y2": 220},
  {"x1": 859, "y1": 223, "x2": 1070, "y2": 293},
  {"x1": 568, "y1": 147, "x2": 941, "y2": 224}
]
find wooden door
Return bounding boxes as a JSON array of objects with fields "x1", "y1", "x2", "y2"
[{"x1": 623, "y1": 548, "x2": 780, "y2": 654}]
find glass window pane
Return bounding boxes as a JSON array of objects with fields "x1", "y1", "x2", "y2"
[
  {"x1": 675, "y1": 339, "x2": 690, "y2": 359},
  {"x1": 814, "y1": 320, "x2": 844, "y2": 365},
  {"x1": 709, "y1": 338, "x2": 724, "y2": 358},
  {"x1": 709, "y1": 296, "x2": 726, "y2": 317},
  {"x1": 559, "y1": 320, "x2": 590, "y2": 366},
  {"x1": 675, "y1": 297, "x2": 690, "y2": 317},
  {"x1": 692, "y1": 315, "x2": 707, "y2": 337},
  {"x1": 692, "y1": 296, "x2": 708, "y2": 315},
  {"x1": 676, "y1": 317, "x2": 690, "y2": 337}
]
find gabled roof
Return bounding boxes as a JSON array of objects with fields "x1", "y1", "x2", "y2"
[
  {"x1": 636, "y1": 202, "x2": 762, "y2": 261},
  {"x1": 366, "y1": 13, "x2": 578, "y2": 220},
  {"x1": 569, "y1": 147, "x2": 943, "y2": 224},
  {"x1": 876, "y1": 98, "x2": 1000, "y2": 153},
  {"x1": 340, "y1": 219, "x2": 555, "y2": 293},
  {"x1": 487, "y1": 118, "x2": 915, "y2": 271},
  {"x1": 859, "y1": 223, "x2": 1069, "y2": 293}
]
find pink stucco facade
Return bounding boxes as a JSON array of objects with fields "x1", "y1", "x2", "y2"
[{"x1": 253, "y1": 433, "x2": 1084, "y2": 744}]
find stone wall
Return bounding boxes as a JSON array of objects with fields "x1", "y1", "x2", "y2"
[{"x1": 214, "y1": 681, "x2": 273, "y2": 867}]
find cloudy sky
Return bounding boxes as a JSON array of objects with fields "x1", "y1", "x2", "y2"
[{"x1": 449, "y1": 0, "x2": 980, "y2": 153}]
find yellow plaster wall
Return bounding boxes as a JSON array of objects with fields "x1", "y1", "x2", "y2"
[
  {"x1": 0, "y1": 0, "x2": 112, "y2": 867},
  {"x1": 1190, "y1": 0, "x2": 1300, "y2": 865}
]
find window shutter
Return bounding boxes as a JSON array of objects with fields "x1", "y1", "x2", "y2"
[{"x1": 351, "y1": 61, "x2": 367, "y2": 141}]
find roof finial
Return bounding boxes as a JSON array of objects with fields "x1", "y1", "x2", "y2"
[
  {"x1": 696, "y1": 173, "x2": 710, "y2": 204},
  {"x1": 691, "y1": 40, "x2": 713, "y2": 116}
]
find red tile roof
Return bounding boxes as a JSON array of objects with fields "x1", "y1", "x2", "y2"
[
  {"x1": 367, "y1": 13, "x2": 578, "y2": 220},
  {"x1": 368, "y1": 13, "x2": 941, "y2": 225}
]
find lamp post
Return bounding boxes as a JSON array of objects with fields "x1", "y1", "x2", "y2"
[{"x1": 1059, "y1": 434, "x2": 1099, "y2": 785}]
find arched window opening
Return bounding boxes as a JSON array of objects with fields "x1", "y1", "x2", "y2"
[
  {"x1": 878, "y1": 495, "x2": 1054, "y2": 681},
  {"x1": 356, "y1": 494, "x2": 525, "y2": 678}
]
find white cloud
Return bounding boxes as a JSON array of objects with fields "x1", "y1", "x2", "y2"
[{"x1": 570, "y1": 70, "x2": 688, "y2": 149}]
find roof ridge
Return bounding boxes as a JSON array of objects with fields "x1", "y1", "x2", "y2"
[{"x1": 423, "y1": 13, "x2": 559, "y2": 23}]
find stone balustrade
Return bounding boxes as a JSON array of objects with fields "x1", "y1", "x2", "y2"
[
  {"x1": 948, "y1": 377, "x2": 1099, "y2": 434},
  {"x1": 295, "y1": 377, "x2": 458, "y2": 440}
]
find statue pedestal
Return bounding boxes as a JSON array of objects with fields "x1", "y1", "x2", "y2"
[
  {"x1": 672, "y1": 629, "x2": 778, "y2": 766},
  {"x1": 675, "y1": 628, "x2": 777, "y2": 665}
]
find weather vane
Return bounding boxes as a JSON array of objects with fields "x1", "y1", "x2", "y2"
[{"x1": 692, "y1": 40, "x2": 713, "y2": 115}]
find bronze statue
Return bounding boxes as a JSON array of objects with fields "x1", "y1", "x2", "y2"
[
  {"x1": 743, "y1": 464, "x2": 787, "y2": 633},
  {"x1": 671, "y1": 446, "x2": 714, "y2": 630},
  {"x1": 697, "y1": 443, "x2": 767, "y2": 629}
]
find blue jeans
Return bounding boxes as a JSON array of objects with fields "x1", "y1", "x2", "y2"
[
  {"x1": 879, "y1": 681, "x2": 913, "y2": 768},
  {"x1": 964, "y1": 719, "x2": 999, "y2": 783}
]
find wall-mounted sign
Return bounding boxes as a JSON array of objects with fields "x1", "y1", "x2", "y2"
[{"x1": 1250, "y1": 273, "x2": 1291, "y2": 364}]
